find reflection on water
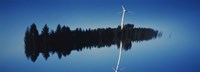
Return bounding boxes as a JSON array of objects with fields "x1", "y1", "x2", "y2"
[
  {"x1": 114, "y1": 41, "x2": 123, "y2": 72},
  {"x1": 24, "y1": 23, "x2": 160, "y2": 62}
]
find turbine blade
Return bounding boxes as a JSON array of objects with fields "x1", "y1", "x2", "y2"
[
  {"x1": 112, "y1": 67, "x2": 116, "y2": 71},
  {"x1": 127, "y1": 11, "x2": 133, "y2": 14},
  {"x1": 119, "y1": 67, "x2": 126, "y2": 70},
  {"x1": 117, "y1": 12, "x2": 123, "y2": 15}
]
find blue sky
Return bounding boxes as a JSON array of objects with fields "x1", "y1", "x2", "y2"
[
  {"x1": 1, "y1": 0, "x2": 199, "y2": 30},
  {"x1": 0, "y1": 0, "x2": 200, "y2": 40}
]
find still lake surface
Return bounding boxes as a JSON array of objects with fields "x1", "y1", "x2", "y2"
[{"x1": 1, "y1": 23, "x2": 200, "y2": 72}]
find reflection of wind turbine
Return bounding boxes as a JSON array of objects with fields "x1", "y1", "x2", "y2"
[
  {"x1": 113, "y1": 41, "x2": 123, "y2": 72},
  {"x1": 121, "y1": 5, "x2": 126, "y2": 30}
]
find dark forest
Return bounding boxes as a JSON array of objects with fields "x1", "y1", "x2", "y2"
[{"x1": 24, "y1": 23, "x2": 161, "y2": 62}]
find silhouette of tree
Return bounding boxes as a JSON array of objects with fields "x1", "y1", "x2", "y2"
[
  {"x1": 56, "y1": 24, "x2": 62, "y2": 33},
  {"x1": 24, "y1": 23, "x2": 161, "y2": 62},
  {"x1": 41, "y1": 24, "x2": 49, "y2": 60},
  {"x1": 24, "y1": 27, "x2": 31, "y2": 58},
  {"x1": 24, "y1": 23, "x2": 40, "y2": 62}
]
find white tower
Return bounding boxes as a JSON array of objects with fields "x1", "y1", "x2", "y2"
[{"x1": 121, "y1": 5, "x2": 126, "y2": 30}]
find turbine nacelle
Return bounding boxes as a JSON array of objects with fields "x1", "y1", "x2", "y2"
[{"x1": 122, "y1": 5, "x2": 126, "y2": 12}]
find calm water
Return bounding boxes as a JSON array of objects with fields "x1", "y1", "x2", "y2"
[{"x1": 1, "y1": 23, "x2": 200, "y2": 72}]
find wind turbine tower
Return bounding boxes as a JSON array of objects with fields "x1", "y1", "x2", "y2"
[{"x1": 121, "y1": 5, "x2": 126, "y2": 30}]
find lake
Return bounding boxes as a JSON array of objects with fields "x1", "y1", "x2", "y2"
[{"x1": 1, "y1": 22, "x2": 200, "y2": 72}]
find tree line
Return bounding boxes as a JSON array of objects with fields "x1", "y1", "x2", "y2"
[{"x1": 24, "y1": 23, "x2": 160, "y2": 62}]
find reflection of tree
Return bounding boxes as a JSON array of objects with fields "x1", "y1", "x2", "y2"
[
  {"x1": 24, "y1": 23, "x2": 160, "y2": 62},
  {"x1": 24, "y1": 23, "x2": 40, "y2": 62}
]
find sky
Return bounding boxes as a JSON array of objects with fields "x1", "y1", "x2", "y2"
[
  {"x1": 1, "y1": 0, "x2": 200, "y2": 30},
  {"x1": 0, "y1": 0, "x2": 200, "y2": 41},
  {"x1": 0, "y1": 0, "x2": 200, "y2": 72}
]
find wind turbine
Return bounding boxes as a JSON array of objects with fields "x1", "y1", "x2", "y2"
[
  {"x1": 121, "y1": 5, "x2": 126, "y2": 30},
  {"x1": 112, "y1": 5, "x2": 127, "y2": 72}
]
